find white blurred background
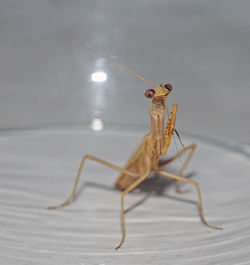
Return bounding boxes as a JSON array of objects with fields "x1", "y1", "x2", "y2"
[{"x1": 0, "y1": 0, "x2": 249, "y2": 143}]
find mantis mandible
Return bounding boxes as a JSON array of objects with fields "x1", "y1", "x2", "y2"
[{"x1": 49, "y1": 37, "x2": 222, "y2": 250}]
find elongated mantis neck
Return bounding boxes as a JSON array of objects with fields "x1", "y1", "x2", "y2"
[{"x1": 149, "y1": 98, "x2": 167, "y2": 155}]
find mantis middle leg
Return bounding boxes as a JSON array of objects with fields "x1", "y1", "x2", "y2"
[
  {"x1": 116, "y1": 157, "x2": 151, "y2": 250},
  {"x1": 159, "y1": 143, "x2": 197, "y2": 193}
]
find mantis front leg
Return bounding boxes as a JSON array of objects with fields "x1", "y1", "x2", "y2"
[
  {"x1": 161, "y1": 104, "x2": 178, "y2": 156},
  {"x1": 159, "y1": 104, "x2": 178, "y2": 182},
  {"x1": 160, "y1": 104, "x2": 196, "y2": 193}
]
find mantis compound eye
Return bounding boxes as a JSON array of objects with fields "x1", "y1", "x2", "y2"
[
  {"x1": 164, "y1": 83, "x2": 173, "y2": 92},
  {"x1": 145, "y1": 89, "x2": 155, "y2": 98}
]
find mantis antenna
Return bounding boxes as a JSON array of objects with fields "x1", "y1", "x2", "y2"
[
  {"x1": 67, "y1": 36, "x2": 186, "y2": 150},
  {"x1": 65, "y1": 36, "x2": 155, "y2": 87}
]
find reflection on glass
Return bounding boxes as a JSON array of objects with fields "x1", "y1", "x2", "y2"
[
  {"x1": 91, "y1": 118, "x2": 104, "y2": 131},
  {"x1": 91, "y1": 71, "x2": 107, "y2": 83}
]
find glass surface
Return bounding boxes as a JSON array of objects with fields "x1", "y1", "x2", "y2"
[
  {"x1": 1, "y1": 2, "x2": 249, "y2": 263},
  {"x1": 0, "y1": 125, "x2": 249, "y2": 264}
]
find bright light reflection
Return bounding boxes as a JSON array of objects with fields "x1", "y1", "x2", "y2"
[
  {"x1": 91, "y1": 71, "x2": 107, "y2": 83},
  {"x1": 91, "y1": 118, "x2": 104, "y2": 131}
]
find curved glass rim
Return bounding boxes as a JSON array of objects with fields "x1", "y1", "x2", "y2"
[{"x1": 0, "y1": 123, "x2": 249, "y2": 158}]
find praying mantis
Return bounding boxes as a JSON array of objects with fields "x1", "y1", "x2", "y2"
[{"x1": 48, "y1": 37, "x2": 222, "y2": 250}]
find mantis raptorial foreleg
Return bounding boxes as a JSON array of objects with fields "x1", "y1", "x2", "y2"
[
  {"x1": 116, "y1": 157, "x2": 151, "y2": 250},
  {"x1": 161, "y1": 104, "x2": 178, "y2": 155},
  {"x1": 156, "y1": 169, "x2": 222, "y2": 230},
  {"x1": 48, "y1": 155, "x2": 141, "y2": 210},
  {"x1": 159, "y1": 143, "x2": 197, "y2": 193}
]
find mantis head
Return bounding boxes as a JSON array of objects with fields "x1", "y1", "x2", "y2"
[{"x1": 144, "y1": 83, "x2": 173, "y2": 104}]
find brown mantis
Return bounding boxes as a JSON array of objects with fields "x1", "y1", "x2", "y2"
[{"x1": 48, "y1": 37, "x2": 222, "y2": 250}]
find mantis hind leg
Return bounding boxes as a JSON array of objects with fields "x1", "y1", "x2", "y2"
[
  {"x1": 48, "y1": 154, "x2": 141, "y2": 210},
  {"x1": 159, "y1": 143, "x2": 197, "y2": 193},
  {"x1": 157, "y1": 169, "x2": 222, "y2": 231}
]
